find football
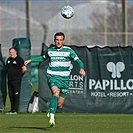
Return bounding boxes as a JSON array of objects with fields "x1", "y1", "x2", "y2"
[{"x1": 61, "y1": 5, "x2": 74, "y2": 19}]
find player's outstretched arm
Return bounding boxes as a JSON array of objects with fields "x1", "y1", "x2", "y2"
[{"x1": 24, "y1": 55, "x2": 45, "y2": 66}]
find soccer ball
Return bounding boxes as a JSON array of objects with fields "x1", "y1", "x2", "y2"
[{"x1": 61, "y1": 5, "x2": 74, "y2": 19}]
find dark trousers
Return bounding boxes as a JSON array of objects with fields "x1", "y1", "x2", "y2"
[{"x1": 8, "y1": 80, "x2": 21, "y2": 112}]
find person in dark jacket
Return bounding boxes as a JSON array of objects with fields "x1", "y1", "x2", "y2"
[{"x1": 6, "y1": 47, "x2": 27, "y2": 114}]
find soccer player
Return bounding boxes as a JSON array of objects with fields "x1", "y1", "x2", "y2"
[
  {"x1": 25, "y1": 32, "x2": 86, "y2": 127},
  {"x1": 6, "y1": 47, "x2": 27, "y2": 114}
]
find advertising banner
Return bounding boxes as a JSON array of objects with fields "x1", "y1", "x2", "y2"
[{"x1": 38, "y1": 46, "x2": 133, "y2": 113}]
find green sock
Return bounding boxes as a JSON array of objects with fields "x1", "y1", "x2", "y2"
[{"x1": 50, "y1": 96, "x2": 58, "y2": 114}]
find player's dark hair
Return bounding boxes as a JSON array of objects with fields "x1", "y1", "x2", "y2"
[{"x1": 54, "y1": 32, "x2": 65, "y2": 40}]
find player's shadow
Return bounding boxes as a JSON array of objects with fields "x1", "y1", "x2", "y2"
[{"x1": 8, "y1": 126, "x2": 51, "y2": 131}]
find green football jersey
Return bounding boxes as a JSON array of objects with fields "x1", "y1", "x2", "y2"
[{"x1": 31, "y1": 46, "x2": 84, "y2": 80}]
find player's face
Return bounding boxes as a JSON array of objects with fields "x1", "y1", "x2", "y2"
[
  {"x1": 54, "y1": 35, "x2": 64, "y2": 49},
  {"x1": 9, "y1": 49, "x2": 17, "y2": 58}
]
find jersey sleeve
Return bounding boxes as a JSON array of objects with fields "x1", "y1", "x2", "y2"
[
  {"x1": 31, "y1": 51, "x2": 49, "y2": 63},
  {"x1": 70, "y1": 49, "x2": 84, "y2": 69}
]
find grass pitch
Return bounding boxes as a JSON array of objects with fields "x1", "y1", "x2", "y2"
[
  {"x1": 1, "y1": 87, "x2": 133, "y2": 133},
  {"x1": 0, "y1": 112, "x2": 133, "y2": 133}
]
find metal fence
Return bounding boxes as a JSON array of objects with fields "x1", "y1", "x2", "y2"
[{"x1": 0, "y1": 0, "x2": 133, "y2": 56}]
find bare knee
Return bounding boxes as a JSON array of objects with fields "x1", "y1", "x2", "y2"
[
  {"x1": 53, "y1": 91, "x2": 59, "y2": 97},
  {"x1": 52, "y1": 86, "x2": 59, "y2": 97}
]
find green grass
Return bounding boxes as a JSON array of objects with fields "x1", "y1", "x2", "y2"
[
  {"x1": 0, "y1": 112, "x2": 133, "y2": 133},
  {"x1": 1, "y1": 86, "x2": 133, "y2": 133}
]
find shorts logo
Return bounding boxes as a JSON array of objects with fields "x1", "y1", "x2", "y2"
[{"x1": 107, "y1": 62, "x2": 125, "y2": 78}]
